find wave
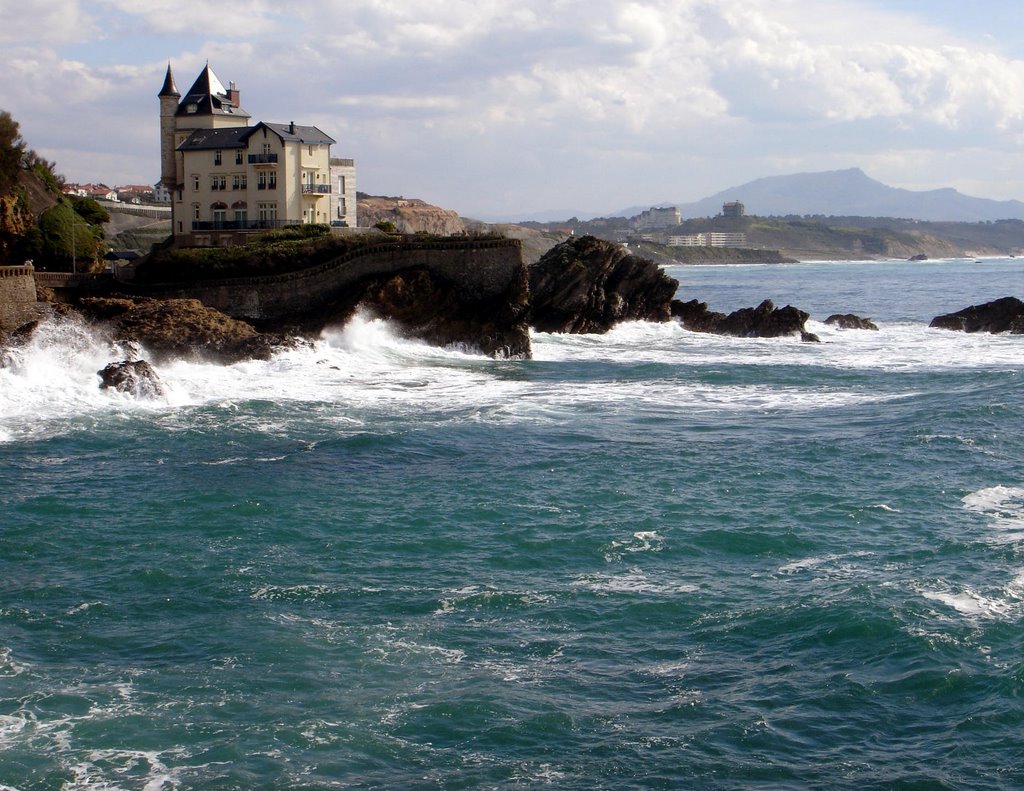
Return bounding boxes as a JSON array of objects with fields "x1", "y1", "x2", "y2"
[
  {"x1": 3, "y1": 307, "x2": 1019, "y2": 445},
  {"x1": 532, "y1": 318, "x2": 1023, "y2": 372}
]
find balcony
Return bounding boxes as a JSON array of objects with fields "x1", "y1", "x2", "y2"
[
  {"x1": 192, "y1": 219, "x2": 291, "y2": 231},
  {"x1": 248, "y1": 153, "x2": 278, "y2": 164},
  {"x1": 302, "y1": 185, "x2": 331, "y2": 195}
]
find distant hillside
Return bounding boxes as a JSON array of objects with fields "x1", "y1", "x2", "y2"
[{"x1": 658, "y1": 168, "x2": 1024, "y2": 222}]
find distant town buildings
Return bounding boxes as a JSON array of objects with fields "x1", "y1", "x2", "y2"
[
  {"x1": 722, "y1": 201, "x2": 745, "y2": 218},
  {"x1": 667, "y1": 232, "x2": 748, "y2": 248},
  {"x1": 159, "y1": 63, "x2": 357, "y2": 246},
  {"x1": 632, "y1": 206, "x2": 681, "y2": 230}
]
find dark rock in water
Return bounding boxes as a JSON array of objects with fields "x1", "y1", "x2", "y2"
[
  {"x1": 672, "y1": 298, "x2": 813, "y2": 339},
  {"x1": 98, "y1": 360, "x2": 165, "y2": 398},
  {"x1": 342, "y1": 265, "x2": 531, "y2": 358},
  {"x1": 908, "y1": 254, "x2": 928, "y2": 261},
  {"x1": 77, "y1": 297, "x2": 296, "y2": 363},
  {"x1": 825, "y1": 313, "x2": 879, "y2": 331},
  {"x1": 527, "y1": 236, "x2": 679, "y2": 333},
  {"x1": 929, "y1": 296, "x2": 1024, "y2": 334},
  {"x1": 801, "y1": 331, "x2": 821, "y2": 343},
  {"x1": 669, "y1": 299, "x2": 726, "y2": 333},
  {"x1": 716, "y1": 300, "x2": 810, "y2": 338}
]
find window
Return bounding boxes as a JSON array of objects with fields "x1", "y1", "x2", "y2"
[
  {"x1": 235, "y1": 151, "x2": 243, "y2": 165},
  {"x1": 214, "y1": 150, "x2": 222, "y2": 166},
  {"x1": 262, "y1": 143, "x2": 271, "y2": 156},
  {"x1": 234, "y1": 208, "x2": 248, "y2": 224},
  {"x1": 210, "y1": 175, "x2": 226, "y2": 191},
  {"x1": 268, "y1": 171, "x2": 277, "y2": 190},
  {"x1": 338, "y1": 175, "x2": 346, "y2": 193},
  {"x1": 185, "y1": 103, "x2": 197, "y2": 114},
  {"x1": 257, "y1": 202, "x2": 277, "y2": 223},
  {"x1": 192, "y1": 203, "x2": 200, "y2": 220},
  {"x1": 232, "y1": 175, "x2": 247, "y2": 190},
  {"x1": 192, "y1": 175, "x2": 200, "y2": 192},
  {"x1": 308, "y1": 145, "x2": 314, "y2": 156},
  {"x1": 258, "y1": 172, "x2": 267, "y2": 190}
]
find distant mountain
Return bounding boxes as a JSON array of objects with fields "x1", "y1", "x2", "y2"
[{"x1": 657, "y1": 168, "x2": 1024, "y2": 222}]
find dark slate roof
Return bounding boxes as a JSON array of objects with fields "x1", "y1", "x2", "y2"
[
  {"x1": 177, "y1": 127, "x2": 251, "y2": 151},
  {"x1": 260, "y1": 122, "x2": 336, "y2": 145},
  {"x1": 176, "y1": 64, "x2": 250, "y2": 119},
  {"x1": 158, "y1": 64, "x2": 179, "y2": 98}
]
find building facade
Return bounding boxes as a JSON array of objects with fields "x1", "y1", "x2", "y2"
[
  {"x1": 633, "y1": 206, "x2": 681, "y2": 230},
  {"x1": 159, "y1": 64, "x2": 357, "y2": 246}
]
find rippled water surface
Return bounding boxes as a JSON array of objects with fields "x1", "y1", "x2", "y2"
[{"x1": 2, "y1": 258, "x2": 1023, "y2": 788}]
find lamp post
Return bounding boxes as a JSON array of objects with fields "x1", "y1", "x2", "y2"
[{"x1": 68, "y1": 211, "x2": 86, "y2": 275}]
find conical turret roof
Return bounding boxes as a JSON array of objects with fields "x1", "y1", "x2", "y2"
[
  {"x1": 175, "y1": 64, "x2": 249, "y2": 119},
  {"x1": 158, "y1": 63, "x2": 179, "y2": 98}
]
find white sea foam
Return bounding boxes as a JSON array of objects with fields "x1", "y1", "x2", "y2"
[
  {"x1": 572, "y1": 569, "x2": 698, "y2": 596},
  {"x1": 962, "y1": 486, "x2": 1024, "y2": 531},
  {"x1": 920, "y1": 585, "x2": 1021, "y2": 620},
  {"x1": 3, "y1": 301, "x2": 1019, "y2": 445},
  {"x1": 532, "y1": 318, "x2": 1023, "y2": 373}
]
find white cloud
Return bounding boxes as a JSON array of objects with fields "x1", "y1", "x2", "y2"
[
  {"x1": 4, "y1": 0, "x2": 1024, "y2": 213},
  {"x1": 0, "y1": 0, "x2": 95, "y2": 45}
]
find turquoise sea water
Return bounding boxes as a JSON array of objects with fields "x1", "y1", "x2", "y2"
[{"x1": 1, "y1": 258, "x2": 1023, "y2": 789}]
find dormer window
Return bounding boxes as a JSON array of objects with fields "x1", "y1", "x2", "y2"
[{"x1": 185, "y1": 103, "x2": 197, "y2": 114}]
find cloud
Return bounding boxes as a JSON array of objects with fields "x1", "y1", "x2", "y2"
[
  {"x1": 0, "y1": 0, "x2": 96, "y2": 45},
  {"x1": 4, "y1": 0, "x2": 1024, "y2": 213}
]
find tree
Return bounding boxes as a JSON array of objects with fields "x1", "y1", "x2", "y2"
[
  {"x1": 0, "y1": 110, "x2": 27, "y2": 194},
  {"x1": 69, "y1": 195, "x2": 110, "y2": 225},
  {"x1": 38, "y1": 201, "x2": 104, "y2": 272}
]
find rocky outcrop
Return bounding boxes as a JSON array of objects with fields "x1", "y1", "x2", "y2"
[
  {"x1": 527, "y1": 236, "x2": 679, "y2": 333},
  {"x1": 357, "y1": 195, "x2": 466, "y2": 236},
  {"x1": 825, "y1": 313, "x2": 879, "y2": 330},
  {"x1": 98, "y1": 360, "x2": 165, "y2": 398},
  {"x1": 330, "y1": 265, "x2": 531, "y2": 358},
  {"x1": 77, "y1": 297, "x2": 295, "y2": 363},
  {"x1": 929, "y1": 296, "x2": 1024, "y2": 334},
  {"x1": 672, "y1": 298, "x2": 818, "y2": 341}
]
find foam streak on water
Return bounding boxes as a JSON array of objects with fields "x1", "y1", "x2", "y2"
[{"x1": 2, "y1": 259, "x2": 1024, "y2": 788}]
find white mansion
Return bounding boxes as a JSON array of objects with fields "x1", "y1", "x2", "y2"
[{"x1": 159, "y1": 64, "x2": 356, "y2": 246}]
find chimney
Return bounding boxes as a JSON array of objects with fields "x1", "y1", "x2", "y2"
[
  {"x1": 227, "y1": 80, "x2": 240, "y2": 107},
  {"x1": 289, "y1": 121, "x2": 296, "y2": 134}
]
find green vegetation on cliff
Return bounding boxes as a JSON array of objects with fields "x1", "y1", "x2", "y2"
[
  {"x1": 0, "y1": 109, "x2": 110, "y2": 269},
  {"x1": 135, "y1": 226, "x2": 509, "y2": 284}
]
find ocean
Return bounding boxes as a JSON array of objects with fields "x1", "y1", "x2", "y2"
[{"x1": 1, "y1": 257, "x2": 1022, "y2": 789}]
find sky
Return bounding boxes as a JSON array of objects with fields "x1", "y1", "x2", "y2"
[{"x1": 3, "y1": 0, "x2": 1024, "y2": 220}]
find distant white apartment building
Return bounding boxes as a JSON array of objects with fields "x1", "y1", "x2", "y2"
[{"x1": 668, "y1": 232, "x2": 748, "y2": 248}]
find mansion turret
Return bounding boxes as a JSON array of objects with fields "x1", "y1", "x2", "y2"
[{"x1": 159, "y1": 63, "x2": 357, "y2": 246}]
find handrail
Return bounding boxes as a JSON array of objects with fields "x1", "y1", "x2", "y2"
[{"x1": 0, "y1": 265, "x2": 35, "y2": 279}]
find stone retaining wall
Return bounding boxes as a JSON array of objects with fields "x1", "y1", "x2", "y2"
[
  {"x1": 0, "y1": 265, "x2": 42, "y2": 331},
  {"x1": 127, "y1": 239, "x2": 524, "y2": 322}
]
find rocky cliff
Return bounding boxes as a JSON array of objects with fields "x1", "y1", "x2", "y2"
[{"x1": 357, "y1": 195, "x2": 466, "y2": 236}]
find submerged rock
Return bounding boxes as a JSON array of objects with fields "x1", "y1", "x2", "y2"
[
  {"x1": 825, "y1": 313, "x2": 879, "y2": 331},
  {"x1": 672, "y1": 298, "x2": 814, "y2": 339},
  {"x1": 527, "y1": 236, "x2": 679, "y2": 333},
  {"x1": 98, "y1": 360, "x2": 165, "y2": 398},
  {"x1": 929, "y1": 296, "x2": 1024, "y2": 334}
]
